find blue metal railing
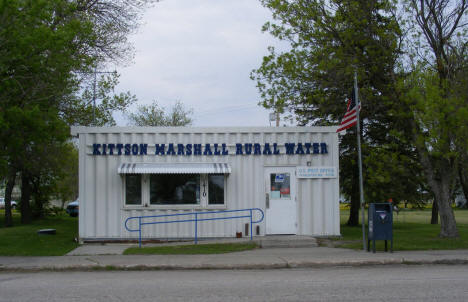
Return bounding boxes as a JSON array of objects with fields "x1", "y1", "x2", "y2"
[{"x1": 124, "y1": 208, "x2": 264, "y2": 247}]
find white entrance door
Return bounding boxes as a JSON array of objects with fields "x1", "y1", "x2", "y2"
[{"x1": 265, "y1": 167, "x2": 297, "y2": 234}]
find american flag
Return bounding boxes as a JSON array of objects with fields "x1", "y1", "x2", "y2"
[{"x1": 336, "y1": 89, "x2": 360, "y2": 133}]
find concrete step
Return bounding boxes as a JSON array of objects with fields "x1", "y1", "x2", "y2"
[{"x1": 255, "y1": 236, "x2": 318, "y2": 248}]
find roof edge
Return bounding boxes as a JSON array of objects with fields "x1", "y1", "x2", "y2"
[{"x1": 71, "y1": 126, "x2": 339, "y2": 135}]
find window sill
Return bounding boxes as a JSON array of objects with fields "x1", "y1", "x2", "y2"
[{"x1": 206, "y1": 204, "x2": 227, "y2": 209}]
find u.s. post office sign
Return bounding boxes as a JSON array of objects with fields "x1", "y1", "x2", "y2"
[{"x1": 296, "y1": 166, "x2": 337, "y2": 178}]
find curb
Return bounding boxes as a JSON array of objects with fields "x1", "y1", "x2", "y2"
[{"x1": 2, "y1": 258, "x2": 468, "y2": 272}]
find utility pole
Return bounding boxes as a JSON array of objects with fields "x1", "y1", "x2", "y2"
[
  {"x1": 93, "y1": 67, "x2": 97, "y2": 125},
  {"x1": 91, "y1": 70, "x2": 114, "y2": 125},
  {"x1": 80, "y1": 69, "x2": 114, "y2": 125}
]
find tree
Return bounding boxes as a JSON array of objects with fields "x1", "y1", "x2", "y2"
[
  {"x1": 399, "y1": 70, "x2": 467, "y2": 236},
  {"x1": 252, "y1": 0, "x2": 409, "y2": 226},
  {"x1": 128, "y1": 101, "x2": 194, "y2": 126},
  {"x1": 0, "y1": 0, "x2": 154, "y2": 226},
  {"x1": 399, "y1": 0, "x2": 468, "y2": 237}
]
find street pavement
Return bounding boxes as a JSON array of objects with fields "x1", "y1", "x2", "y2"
[
  {"x1": 2, "y1": 265, "x2": 468, "y2": 301},
  {"x1": 1, "y1": 241, "x2": 468, "y2": 271}
]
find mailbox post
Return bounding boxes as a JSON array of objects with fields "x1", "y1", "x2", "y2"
[{"x1": 368, "y1": 203, "x2": 393, "y2": 253}]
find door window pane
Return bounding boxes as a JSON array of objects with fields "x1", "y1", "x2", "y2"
[
  {"x1": 270, "y1": 173, "x2": 291, "y2": 199},
  {"x1": 208, "y1": 174, "x2": 224, "y2": 205},
  {"x1": 150, "y1": 174, "x2": 200, "y2": 205},
  {"x1": 125, "y1": 174, "x2": 141, "y2": 205}
]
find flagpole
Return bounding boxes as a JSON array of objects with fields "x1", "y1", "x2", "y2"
[{"x1": 354, "y1": 70, "x2": 366, "y2": 251}]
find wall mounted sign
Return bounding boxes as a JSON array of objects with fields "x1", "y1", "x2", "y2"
[
  {"x1": 296, "y1": 166, "x2": 337, "y2": 178},
  {"x1": 91, "y1": 142, "x2": 329, "y2": 156}
]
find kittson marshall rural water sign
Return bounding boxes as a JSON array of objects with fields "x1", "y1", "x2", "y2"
[{"x1": 91, "y1": 142, "x2": 329, "y2": 156}]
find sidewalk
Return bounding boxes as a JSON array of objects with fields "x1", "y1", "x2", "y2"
[{"x1": 1, "y1": 245, "x2": 468, "y2": 272}]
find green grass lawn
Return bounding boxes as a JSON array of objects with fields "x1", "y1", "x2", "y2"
[
  {"x1": 0, "y1": 210, "x2": 78, "y2": 256},
  {"x1": 338, "y1": 208, "x2": 468, "y2": 251},
  {"x1": 124, "y1": 242, "x2": 258, "y2": 255}
]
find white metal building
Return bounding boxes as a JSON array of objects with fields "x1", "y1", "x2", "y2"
[{"x1": 71, "y1": 126, "x2": 340, "y2": 242}]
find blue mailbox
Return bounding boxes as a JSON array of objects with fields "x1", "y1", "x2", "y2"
[{"x1": 368, "y1": 203, "x2": 393, "y2": 253}]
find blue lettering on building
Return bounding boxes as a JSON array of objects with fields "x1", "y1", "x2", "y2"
[
  {"x1": 273, "y1": 143, "x2": 280, "y2": 154},
  {"x1": 194, "y1": 144, "x2": 202, "y2": 156},
  {"x1": 320, "y1": 143, "x2": 328, "y2": 154},
  {"x1": 108, "y1": 144, "x2": 115, "y2": 155},
  {"x1": 222, "y1": 143, "x2": 229, "y2": 155},
  {"x1": 254, "y1": 144, "x2": 261, "y2": 155},
  {"x1": 304, "y1": 143, "x2": 311, "y2": 154},
  {"x1": 116, "y1": 144, "x2": 123, "y2": 155},
  {"x1": 312, "y1": 143, "x2": 320, "y2": 154},
  {"x1": 91, "y1": 142, "x2": 329, "y2": 156},
  {"x1": 236, "y1": 144, "x2": 243, "y2": 155},
  {"x1": 285, "y1": 143, "x2": 295, "y2": 155},
  {"x1": 177, "y1": 144, "x2": 185, "y2": 155},
  {"x1": 295, "y1": 143, "x2": 305, "y2": 155},
  {"x1": 263, "y1": 143, "x2": 272, "y2": 155},
  {"x1": 139, "y1": 144, "x2": 147, "y2": 155},
  {"x1": 166, "y1": 143, "x2": 176, "y2": 155},
  {"x1": 213, "y1": 144, "x2": 221, "y2": 155},
  {"x1": 131, "y1": 144, "x2": 138, "y2": 155},
  {"x1": 203, "y1": 144, "x2": 213, "y2": 156},
  {"x1": 93, "y1": 144, "x2": 101, "y2": 155},
  {"x1": 244, "y1": 143, "x2": 252, "y2": 155},
  {"x1": 124, "y1": 144, "x2": 131, "y2": 155},
  {"x1": 155, "y1": 144, "x2": 165, "y2": 155},
  {"x1": 185, "y1": 144, "x2": 192, "y2": 155}
]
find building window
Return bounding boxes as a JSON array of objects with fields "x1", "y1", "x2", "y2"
[
  {"x1": 125, "y1": 174, "x2": 142, "y2": 205},
  {"x1": 123, "y1": 173, "x2": 226, "y2": 207},
  {"x1": 208, "y1": 174, "x2": 225, "y2": 205},
  {"x1": 150, "y1": 174, "x2": 200, "y2": 205}
]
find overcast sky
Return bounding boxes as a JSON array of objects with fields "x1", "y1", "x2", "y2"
[{"x1": 114, "y1": 0, "x2": 288, "y2": 127}]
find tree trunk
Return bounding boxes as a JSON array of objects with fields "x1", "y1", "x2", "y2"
[
  {"x1": 3, "y1": 169, "x2": 17, "y2": 227},
  {"x1": 427, "y1": 163, "x2": 458, "y2": 237},
  {"x1": 431, "y1": 199, "x2": 438, "y2": 224},
  {"x1": 435, "y1": 191, "x2": 458, "y2": 237},
  {"x1": 20, "y1": 173, "x2": 32, "y2": 224},
  {"x1": 458, "y1": 164, "x2": 468, "y2": 208},
  {"x1": 415, "y1": 140, "x2": 458, "y2": 238},
  {"x1": 430, "y1": 179, "x2": 458, "y2": 237},
  {"x1": 31, "y1": 180, "x2": 46, "y2": 218}
]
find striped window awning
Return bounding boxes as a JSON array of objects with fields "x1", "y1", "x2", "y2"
[{"x1": 118, "y1": 163, "x2": 231, "y2": 174}]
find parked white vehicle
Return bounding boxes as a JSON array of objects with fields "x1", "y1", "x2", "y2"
[{"x1": 0, "y1": 197, "x2": 18, "y2": 209}]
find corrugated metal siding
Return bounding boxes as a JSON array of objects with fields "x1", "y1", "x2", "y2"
[{"x1": 75, "y1": 127, "x2": 340, "y2": 240}]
